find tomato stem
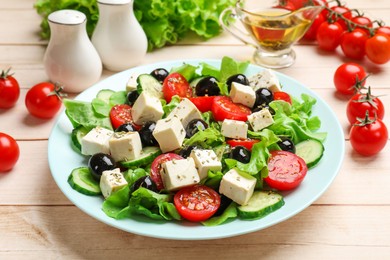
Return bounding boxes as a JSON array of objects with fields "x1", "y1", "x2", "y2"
[
  {"x1": 0, "y1": 68, "x2": 13, "y2": 79},
  {"x1": 48, "y1": 82, "x2": 67, "y2": 100},
  {"x1": 354, "y1": 110, "x2": 377, "y2": 126}
]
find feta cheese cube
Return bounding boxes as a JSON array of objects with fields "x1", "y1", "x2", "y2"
[
  {"x1": 249, "y1": 69, "x2": 281, "y2": 93},
  {"x1": 126, "y1": 73, "x2": 140, "y2": 92},
  {"x1": 81, "y1": 126, "x2": 114, "y2": 155},
  {"x1": 152, "y1": 117, "x2": 186, "y2": 153},
  {"x1": 219, "y1": 169, "x2": 256, "y2": 205},
  {"x1": 190, "y1": 149, "x2": 222, "y2": 180},
  {"x1": 165, "y1": 98, "x2": 202, "y2": 128},
  {"x1": 109, "y1": 131, "x2": 142, "y2": 162},
  {"x1": 161, "y1": 157, "x2": 200, "y2": 191},
  {"x1": 247, "y1": 108, "x2": 274, "y2": 132},
  {"x1": 100, "y1": 168, "x2": 128, "y2": 199},
  {"x1": 131, "y1": 92, "x2": 164, "y2": 125},
  {"x1": 230, "y1": 82, "x2": 256, "y2": 108},
  {"x1": 221, "y1": 119, "x2": 248, "y2": 139}
]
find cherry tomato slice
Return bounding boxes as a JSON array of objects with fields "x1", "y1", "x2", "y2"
[
  {"x1": 109, "y1": 104, "x2": 140, "y2": 130},
  {"x1": 162, "y1": 72, "x2": 193, "y2": 103},
  {"x1": 226, "y1": 139, "x2": 260, "y2": 151},
  {"x1": 273, "y1": 91, "x2": 292, "y2": 104},
  {"x1": 211, "y1": 96, "x2": 251, "y2": 122},
  {"x1": 150, "y1": 153, "x2": 184, "y2": 190},
  {"x1": 265, "y1": 150, "x2": 308, "y2": 191},
  {"x1": 189, "y1": 96, "x2": 215, "y2": 113},
  {"x1": 174, "y1": 185, "x2": 221, "y2": 222}
]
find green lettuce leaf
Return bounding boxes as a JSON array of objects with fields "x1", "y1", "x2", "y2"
[
  {"x1": 202, "y1": 202, "x2": 238, "y2": 226},
  {"x1": 102, "y1": 185, "x2": 131, "y2": 219}
]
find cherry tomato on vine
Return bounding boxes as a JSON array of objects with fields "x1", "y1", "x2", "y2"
[
  {"x1": 0, "y1": 133, "x2": 20, "y2": 173},
  {"x1": 350, "y1": 115, "x2": 388, "y2": 156},
  {"x1": 340, "y1": 29, "x2": 369, "y2": 60},
  {"x1": 174, "y1": 185, "x2": 221, "y2": 222},
  {"x1": 333, "y1": 63, "x2": 367, "y2": 95},
  {"x1": 376, "y1": 26, "x2": 390, "y2": 37},
  {"x1": 346, "y1": 88, "x2": 385, "y2": 125},
  {"x1": 316, "y1": 21, "x2": 344, "y2": 51},
  {"x1": 0, "y1": 68, "x2": 20, "y2": 109},
  {"x1": 351, "y1": 16, "x2": 373, "y2": 34},
  {"x1": 365, "y1": 33, "x2": 390, "y2": 65},
  {"x1": 303, "y1": 13, "x2": 325, "y2": 41},
  {"x1": 329, "y1": 5, "x2": 353, "y2": 30},
  {"x1": 25, "y1": 82, "x2": 64, "y2": 119}
]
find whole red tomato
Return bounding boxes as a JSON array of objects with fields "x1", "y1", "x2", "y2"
[
  {"x1": 346, "y1": 88, "x2": 385, "y2": 125},
  {"x1": 25, "y1": 82, "x2": 64, "y2": 119},
  {"x1": 303, "y1": 13, "x2": 325, "y2": 41},
  {"x1": 316, "y1": 21, "x2": 344, "y2": 51},
  {"x1": 340, "y1": 29, "x2": 369, "y2": 60},
  {"x1": 350, "y1": 114, "x2": 388, "y2": 156},
  {"x1": 376, "y1": 26, "x2": 390, "y2": 37},
  {"x1": 329, "y1": 5, "x2": 353, "y2": 30},
  {"x1": 351, "y1": 16, "x2": 373, "y2": 34},
  {"x1": 365, "y1": 33, "x2": 390, "y2": 64},
  {"x1": 0, "y1": 68, "x2": 20, "y2": 109},
  {"x1": 333, "y1": 63, "x2": 367, "y2": 95},
  {"x1": 0, "y1": 133, "x2": 20, "y2": 172}
]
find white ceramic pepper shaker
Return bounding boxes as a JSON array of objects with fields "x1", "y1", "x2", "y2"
[
  {"x1": 92, "y1": 0, "x2": 148, "y2": 72},
  {"x1": 43, "y1": 10, "x2": 102, "y2": 93}
]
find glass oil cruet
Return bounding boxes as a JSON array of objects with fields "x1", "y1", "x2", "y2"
[
  {"x1": 92, "y1": 0, "x2": 148, "y2": 72},
  {"x1": 43, "y1": 10, "x2": 103, "y2": 93}
]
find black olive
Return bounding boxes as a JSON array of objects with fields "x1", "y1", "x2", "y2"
[
  {"x1": 230, "y1": 146, "x2": 251, "y2": 164},
  {"x1": 278, "y1": 137, "x2": 296, "y2": 153},
  {"x1": 130, "y1": 176, "x2": 158, "y2": 193},
  {"x1": 139, "y1": 121, "x2": 158, "y2": 146},
  {"x1": 150, "y1": 68, "x2": 169, "y2": 82},
  {"x1": 126, "y1": 90, "x2": 139, "y2": 106},
  {"x1": 88, "y1": 153, "x2": 116, "y2": 180},
  {"x1": 213, "y1": 195, "x2": 233, "y2": 216},
  {"x1": 185, "y1": 119, "x2": 208, "y2": 138},
  {"x1": 195, "y1": 76, "x2": 220, "y2": 96},
  {"x1": 254, "y1": 88, "x2": 273, "y2": 107},
  {"x1": 115, "y1": 122, "x2": 136, "y2": 132},
  {"x1": 178, "y1": 145, "x2": 198, "y2": 158},
  {"x1": 252, "y1": 105, "x2": 275, "y2": 115},
  {"x1": 226, "y1": 74, "x2": 249, "y2": 92}
]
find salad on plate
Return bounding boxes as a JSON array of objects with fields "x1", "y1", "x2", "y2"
[{"x1": 62, "y1": 56, "x2": 327, "y2": 226}]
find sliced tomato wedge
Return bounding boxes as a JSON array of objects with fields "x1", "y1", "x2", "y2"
[
  {"x1": 109, "y1": 104, "x2": 140, "y2": 130},
  {"x1": 150, "y1": 153, "x2": 183, "y2": 190},
  {"x1": 226, "y1": 139, "x2": 260, "y2": 151},
  {"x1": 189, "y1": 96, "x2": 215, "y2": 112},
  {"x1": 162, "y1": 72, "x2": 193, "y2": 103},
  {"x1": 174, "y1": 185, "x2": 221, "y2": 222},
  {"x1": 273, "y1": 91, "x2": 292, "y2": 104},
  {"x1": 265, "y1": 150, "x2": 308, "y2": 191},
  {"x1": 211, "y1": 96, "x2": 251, "y2": 122}
]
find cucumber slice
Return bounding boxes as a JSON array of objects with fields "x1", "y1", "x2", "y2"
[
  {"x1": 137, "y1": 74, "x2": 163, "y2": 99},
  {"x1": 71, "y1": 126, "x2": 90, "y2": 153},
  {"x1": 96, "y1": 89, "x2": 115, "y2": 104},
  {"x1": 68, "y1": 167, "x2": 101, "y2": 196},
  {"x1": 120, "y1": 146, "x2": 162, "y2": 168},
  {"x1": 238, "y1": 191, "x2": 284, "y2": 220},
  {"x1": 295, "y1": 139, "x2": 324, "y2": 168}
]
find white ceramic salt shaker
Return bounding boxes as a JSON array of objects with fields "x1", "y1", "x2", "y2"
[
  {"x1": 92, "y1": 0, "x2": 148, "y2": 72},
  {"x1": 43, "y1": 10, "x2": 102, "y2": 93}
]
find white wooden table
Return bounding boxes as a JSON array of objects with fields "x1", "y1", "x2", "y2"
[{"x1": 1, "y1": 0, "x2": 390, "y2": 258}]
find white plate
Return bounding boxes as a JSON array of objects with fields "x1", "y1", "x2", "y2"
[{"x1": 48, "y1": 59, "x2": 344, "y2": 240}]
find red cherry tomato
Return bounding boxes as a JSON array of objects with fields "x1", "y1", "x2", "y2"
[
  {"x1": 211, "y1": 96, "x2": 251, "y2": 122},
  {"x1": 265, "y1": 150, "x2": 308, "y2": 191},
  {"x1": 173, "y1": 185, "x2": 221, "y2": 222},
  {"x1": 340, "y1": 29, "x2": 369, "y2": 60},
  {"x1": 316, "y1": 21, "x2": 344, "y2": 51},
  {"x1": 226, "y1": 139, "x2": 260, "y2": 151},
  {"x1": 329, "y1": 6, "x2": 352, "y2": 30},
  {"x1": 150, "y1": 153, "x2": 184, "y2": 190},
  {"x1": 346, "y1": 89, "x2": 385, "y2": 125},
  {"x1": 350, "y1": 116, "x2": 388, "y2": 156},
  {"x1": 376, "y1": 26, "x2": 390, "y2": 37},
  {"x1": 25, "y1": 82, "x2": 63, "y2": 119},
  {"x1": 365, "y1": 33, "x2": 390, "y2": 65},
  {"x1": 333, "y1": 63, "x2": 367, "y2": 95},
  {"x1": 303, "y1": 13, "x2": 325, "y2": 41},
  {"x1": 0, "y1": 133, "x2": 20, "y2": 172},
  {"x1": 109, "y1": 104, "x2": 140, "y2": 130},
  {"x1": 351, "y1": 16, "x2": 373, "y2": 34},
  {"x1": 189, "y1": 96, "x2": 215, "y2": 113},
  {"x1": 0, "y1": 68, "x2": 20, "y2": 109},
  {"x1": 273, "y1": 91, "x2": 292, "y2": 104},
  {"x1": 162, "y1": 73, "x2": 193, "y2": 103},
  {"x1": 274, "y1": 0, "x2": 296, "y2": 11}
]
